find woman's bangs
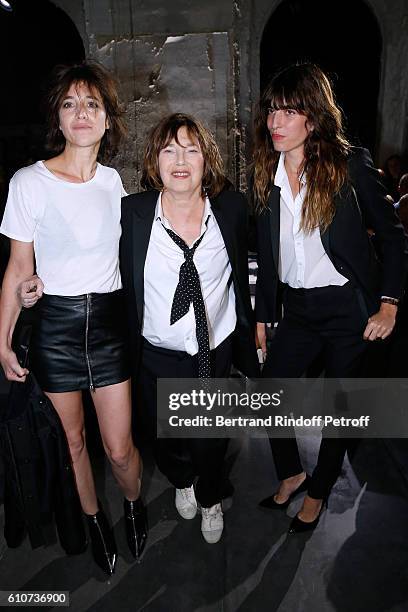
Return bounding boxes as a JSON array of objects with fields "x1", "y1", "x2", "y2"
[
  {"x1": 268, "y1": 86, "x2": 304, "y2": 112},
  {"x1": 162, "y1": 124, "x2": 199, "y2": 149}
]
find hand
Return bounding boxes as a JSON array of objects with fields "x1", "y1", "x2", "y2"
[
  {"x1": 0, "y1": 347, "x2": 29, "y2": 382},
  {"x1": 18, "y1": 274, "x2": 44, "y2": 309},
  {"x1": 363, "y1": 303, "x2": 397, "y2": 341},
  {"x1": 256, "y1": 322, "x2": 267, "y2": 357}
]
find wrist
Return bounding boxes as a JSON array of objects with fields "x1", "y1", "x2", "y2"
[
  {"x1": 0, "y1": 347, "x2": 11, "y2": 361},
  {"x1": 379, "y1": 301, "x2": 398, "y2": 314}
]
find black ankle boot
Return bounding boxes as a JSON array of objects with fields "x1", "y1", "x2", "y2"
[
  {"x1": 86, "y1": 506, "x2": 117, "y2": 575},
  {"x1": 124, "y1": 497, "x2": 148, "y2": 560}
]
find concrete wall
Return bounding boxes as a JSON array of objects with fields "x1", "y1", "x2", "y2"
[
  {"x1": 82, "y1": 0, "x2": 239, "y2": 192},
  {"x1": 91, "y1": 32, "x2": 234, "y2": 192},
  {"x1": 243, "y1": 0, "x2": 408, "y2": 166},
  {"x1": 52, "y1": 0, "x2": 408, "y2": 191},
  {"x1": 369, "y1": 0, "x2": 408, "y2": 162}
]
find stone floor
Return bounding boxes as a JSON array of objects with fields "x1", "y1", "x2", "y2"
[{"x1": 1, "y1": 377, "x2": 408, "y2": 612}]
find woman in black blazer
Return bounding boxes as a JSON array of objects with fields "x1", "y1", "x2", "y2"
[
  {"x1": 253, "y1": 63, "x2": 407, "y2": 532},
  {"x1": 120, "y1": 113, "x2": 259, "y2": 544}
]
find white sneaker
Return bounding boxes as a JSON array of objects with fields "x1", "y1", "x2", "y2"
[
  {"x1": 175, "y1": 486, "x2": 198, "y2": 519},
  {"x1": 201, "y1": 503, "x2": 224, "y2": 543}
]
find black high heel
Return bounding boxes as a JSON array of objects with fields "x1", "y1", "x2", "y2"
[
  {"x1": 259, "y1": 475, "x2": 310, "y2": 510},
  {"x1": 86, "y1": 505, "x2": 117, "y2": 575},
  {"x1": 288, "y1": 497, "x2": 328, "y2": 534},
  {"x1": 124, "y1": 497, "x2": 148, "y2": 560}
]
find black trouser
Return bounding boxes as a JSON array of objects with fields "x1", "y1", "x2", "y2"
[
  {"x1": 139, "y1": 335, "x2": 232, "y2": 508},
  {"x1": 262, "y1": 282, "x2": 368, "y2": 500}
]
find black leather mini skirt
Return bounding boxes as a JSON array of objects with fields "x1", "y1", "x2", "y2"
[{"x1": 30, "y1": 290, "x2": 131, "y2": 393}]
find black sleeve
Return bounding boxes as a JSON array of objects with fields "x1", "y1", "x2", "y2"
[
  {"x1": 254, "y1": 210, "x2": 275, "y2": 323},
  {"x1": 119, "y1": 196, "x2": 132, "y2": 293},
  {"x1": 349, "y1": 148, "x2": 408, "y2": 299}
]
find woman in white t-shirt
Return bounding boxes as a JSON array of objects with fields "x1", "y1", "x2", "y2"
[{"x1": 0, "y1": 61, "x2": 147, "y2": 575}]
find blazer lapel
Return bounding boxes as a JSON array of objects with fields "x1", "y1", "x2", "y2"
[
  {"x1": 320, "y1": 225, "x2": 331, "y2": 260},
  {"x1": 267, "y1": 186, "x2": 281, "y2": 271},
  {"x1": 131, "y1": 191, "x2": 157, "y2": 323},
  {"x1": 210, "y1": 195, "x2": 236, "y2": 270},
  {"x1": 319, "y1": 194, "x2": 338, "y2": 262}
]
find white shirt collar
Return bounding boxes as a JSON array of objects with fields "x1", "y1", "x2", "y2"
[
  {"x1": 155, "y1": 192, "x2": 212, "y2": 235},
  {"x1": 274, "y1": 153, "x2": 307, "y2": 188}
]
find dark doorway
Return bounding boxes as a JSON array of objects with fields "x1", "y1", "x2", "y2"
[
  {"x1": 0, "y1": 0, "x2": 85, "y2": 180},
  {"x1": 260, "y1": 0, "x2": 382, "y2": 154}
]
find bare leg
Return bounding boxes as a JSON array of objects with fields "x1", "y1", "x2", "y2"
[
  {"x1": 297, "y1": 495, "x2": 323, "y2": 522},
  {"x1": 274, "y1": 472, "x2": 307, "y2": 504},
  {"x1": 92, "y1": 379, "x2": 142, "y2": 501},
  {"x1": 45, "y1": 391, "x2": 98, "y2": 515}
]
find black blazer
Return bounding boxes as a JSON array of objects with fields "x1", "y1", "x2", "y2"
[
  {"x1": 120, "y1": 189, "x2": 260, "y2": 378},
  {"x1": 255, "y1": 147, "x2": 408, "y2": 323}
]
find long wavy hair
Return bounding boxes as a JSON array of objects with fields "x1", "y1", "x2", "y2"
[
  {"x1": 141, "y1": 113, "x2": 227, "y2": 198},
  {"x1": 252, "y1": 63, "x2": 350, "y2": 232}
]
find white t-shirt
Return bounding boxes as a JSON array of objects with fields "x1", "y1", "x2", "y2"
[{"x1": 0, "y1": 161, "x2": 126, "y2": 296}]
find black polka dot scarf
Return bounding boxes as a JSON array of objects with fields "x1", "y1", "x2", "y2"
[{"x1": 162, "y1": 225, "x2": 211, "y2": 379}]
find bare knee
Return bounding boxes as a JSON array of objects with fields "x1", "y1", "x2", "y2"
[
  {"x1": 106, "y1": 441, "x2": 135, "y2": 471},
  {"x1": 67, "y1": 431, "x2": 87, "y2": 463}
]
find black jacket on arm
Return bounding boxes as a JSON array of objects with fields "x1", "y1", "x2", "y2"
[
  {"x1": 255, "y1": 147, "x2": 408, "y2": 324},
  {"x1": 119, "y1": 188, "x2": 260, "y2": 379},
  {"x1": 1, "y1": 371, "x2": 86, "y2": 552}
]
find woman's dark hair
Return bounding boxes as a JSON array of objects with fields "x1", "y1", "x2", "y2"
[
  {"x1": 45, "y1": 60, "x2": 127, "y2": 162},
  {"x1": 253, "y1": 63, "x2": 350, "y2": 232},
  {"x1": 141, "y1": 113, "x2": 228, "y2": 198}
]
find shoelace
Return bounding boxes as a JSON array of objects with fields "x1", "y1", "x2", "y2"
[
  {"x1": 201, "y1": 508, "x2": 222, "y2": 529},
  {"x1": 181, "y1": 487, "x2": 196, "y2": 503},
  {"x1": 202, "y1": 505, "x2": 222, "y2": 520}
]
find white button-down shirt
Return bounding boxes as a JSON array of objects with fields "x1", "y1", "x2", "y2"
[
  {"x1": 142, "y1": 193, "x2": 237, "y2": 354},
  {"x1": 275, "y1": 153, "x2": 348, "y2": 288}
]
